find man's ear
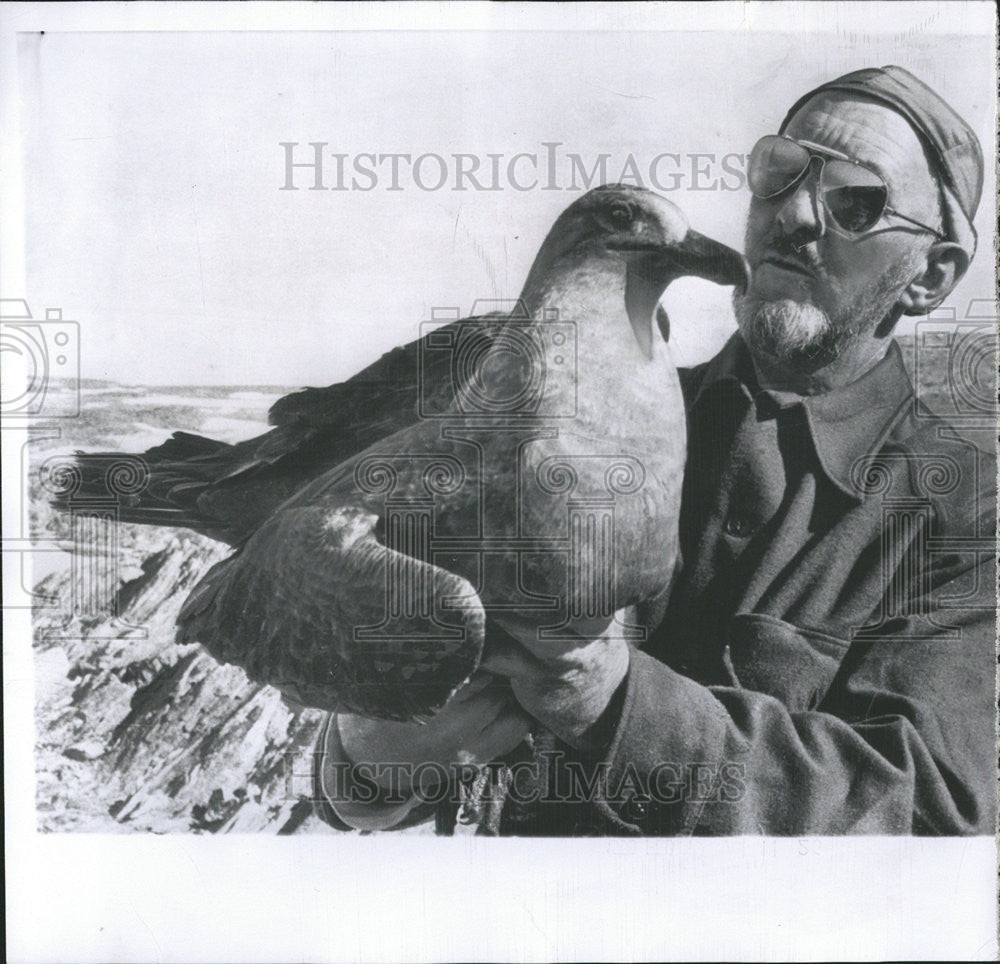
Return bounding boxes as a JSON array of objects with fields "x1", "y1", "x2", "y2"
[{"x1": 898, "y1": 242, "x2": 970, "y2": 315}]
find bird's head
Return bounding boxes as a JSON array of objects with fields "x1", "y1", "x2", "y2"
[{"x1": 524, "y1": 184, "x2": 750, "y2": 358}]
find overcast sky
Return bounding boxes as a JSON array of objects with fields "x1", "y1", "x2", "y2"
[{"x1": 15, "y1": 17, "x2": 997, "y2": 385}]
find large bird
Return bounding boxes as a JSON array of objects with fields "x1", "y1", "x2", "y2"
[{"x1": 56, "y1": 186, "x2": 747, "y2": 723}]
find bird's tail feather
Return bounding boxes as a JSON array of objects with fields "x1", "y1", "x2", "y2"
[{"x1": 47, "y1": 431, "x2": 238, "y2": 540}]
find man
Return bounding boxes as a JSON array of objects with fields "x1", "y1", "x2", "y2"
[{"x1": 313, "y1": 66, "x2": 995, "y2": 835}]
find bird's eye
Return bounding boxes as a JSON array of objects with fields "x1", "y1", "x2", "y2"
[
  {"x1": 608, "y1": 202, "x2": 634, "y2": 226},
  {"x1": 595, "y1": 200, "x2": 638, "y2": 234}
]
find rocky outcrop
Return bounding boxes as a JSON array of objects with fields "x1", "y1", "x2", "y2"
[{"x1": 33, "y1": 523, "x2": 343, "y2": 834}]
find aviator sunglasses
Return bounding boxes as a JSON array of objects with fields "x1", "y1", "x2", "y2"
[{"x1": 747, "y1": 135, "x2": 945, "y2": 240}]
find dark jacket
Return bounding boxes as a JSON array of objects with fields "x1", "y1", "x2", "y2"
[{"x1": 529, "y1": 333, "x2": 997, "y2": 835}]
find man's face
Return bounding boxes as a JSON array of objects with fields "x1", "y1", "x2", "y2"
[{"x1": 735, "y1": 92, "x2": 942, "y2": 368}]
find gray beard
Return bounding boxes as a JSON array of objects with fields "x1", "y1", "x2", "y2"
[
  {"x1": 733, "y1": 296, "x2": 864, "y2": 363},
  {"x1": 732, "y1": 259, "x2": 916, "y2": 366}
]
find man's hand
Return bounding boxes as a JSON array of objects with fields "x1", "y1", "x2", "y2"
[
  {"x1": 480, "y1": 617, "x2": 631, "y2": 749},
  {"x1": 337, "y1": 671, "x2": 532, "y2": 790}
]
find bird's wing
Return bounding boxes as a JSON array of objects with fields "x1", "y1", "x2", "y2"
[
  {"x1": 176, "y1": 499, "x2": 485, "y2": 722},
  {"x1": 193, "y1": 315, "x2": 505, "y2": 534},
  {"x1": 51, "y1": 315, "x2": 509, "y2": 545},
  {"x1": 265, "y1": 310, "x2": 517, "y2": 430},
  {"x1": 191, "y1": 314, "x2": 517, "y2": 539},
  {"x1": 266, "y1": 339, "x2": 426, "y2": 431}
]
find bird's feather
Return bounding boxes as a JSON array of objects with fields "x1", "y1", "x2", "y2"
[{"x1": 177, "y1": 499, "x2": 485, "y2": 721}]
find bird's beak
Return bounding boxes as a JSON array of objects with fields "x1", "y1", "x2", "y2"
[
  {"x1": 613, "y1": 227, "x2": 750, "y2": 360},
  {"x1": 623, "y1": 230, "x2": 750, "y2": 360},
  {"x1": 664, "y1": 229, "x2": 751, "y2": 294}
]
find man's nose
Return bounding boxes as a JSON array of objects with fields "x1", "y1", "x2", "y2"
[{"x1": 775, "y1": 161, "x2": 825, "y2": 243}]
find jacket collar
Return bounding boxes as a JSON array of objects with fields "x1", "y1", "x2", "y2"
[
  {"x1": 689, "y1": 332, "x2": 758, "y2": 408},
  {"x1": 691, "y1": 333, "x2": 914, "y2": 500}
]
